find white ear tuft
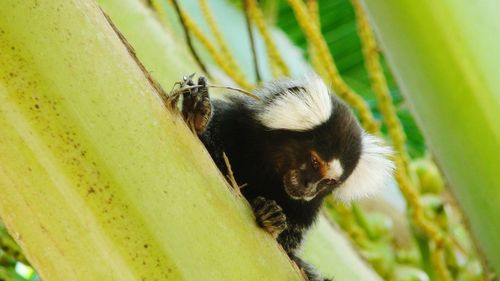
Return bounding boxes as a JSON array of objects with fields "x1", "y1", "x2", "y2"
[
  {"x1": 254, "y1": 74, "x2": 333, "y2": 131},
  {"x1": 333, "y1": 133, "x2": 394, "y2": 202}
]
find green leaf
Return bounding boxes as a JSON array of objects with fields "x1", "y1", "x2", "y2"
[{"x1": 361, "y1": 0, "x2": 500, "y2": 275}]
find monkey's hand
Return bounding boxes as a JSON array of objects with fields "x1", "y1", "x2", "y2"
[
  {"x1": 251, "y1": 196, "x2": 287, "y2": 238},
  {"x1": 181, "y1": 75, "x2": 212, "y2": 135}
]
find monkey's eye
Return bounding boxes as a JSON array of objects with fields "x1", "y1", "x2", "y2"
[{"x1": 311, "y1": 156, "x2": 321, "y2": 171}]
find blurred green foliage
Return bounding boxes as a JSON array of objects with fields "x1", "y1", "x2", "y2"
[
  {"x1": 0, "y1": 225, "x2": 38, "y2": 281},
  {"x1": 271, "y1": 0, "x2": 426, "y2": 158},
  {"x1": 0, "y1": 0, "x2": 488, "y2": 280}
]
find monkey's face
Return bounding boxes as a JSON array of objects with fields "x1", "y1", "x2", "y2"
[
  {"x1": 255, "y1": 75, "x2": 393, "y2": 202},
  {"x1": 275, "y1": 99, "x2": 362, "y2": 201},
  {"x1": 282, "y1": 150, "x2": 346, "y2": 201},
  {"x1": 271, "y1": 110, "x2": 363, "y2": 202},
  {"x1": 280, "y1": 142, "x2": 362, "y2": 201}
]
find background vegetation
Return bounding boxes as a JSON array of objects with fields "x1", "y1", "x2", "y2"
[{"x1": 0, "y1": 0, "x2": 497, "y2": 280}]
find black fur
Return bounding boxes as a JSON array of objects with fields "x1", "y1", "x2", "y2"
[{"x1": 181, "y1": 77, "x2": 362, "y2": 281}]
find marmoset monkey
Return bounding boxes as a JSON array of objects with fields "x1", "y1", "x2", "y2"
[{"x1": 179, "y1": 74, "x2": 393, "y2": 281}]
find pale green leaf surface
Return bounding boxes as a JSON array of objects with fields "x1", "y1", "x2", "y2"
[
  {"x1": 361, "y1": 0, "x2": 500, "y2": 273},
  {"x1": 0, "y1": 0, "x2": 303, "y2": 280}
]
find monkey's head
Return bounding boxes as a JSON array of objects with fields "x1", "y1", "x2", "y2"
[{"x1": 251, "y1": 74, "x2": 394, "y2": 202}]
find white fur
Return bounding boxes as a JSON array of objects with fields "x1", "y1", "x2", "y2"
[
  {"x1": 327, "y1": 159, "x2": 344, "y2": 180},
  {"x1": 333, "y1": 133, "x2": 394, "y2": 202},
  {"x1": 254, "y1": 75, "x2": 332, "y2": 131}
]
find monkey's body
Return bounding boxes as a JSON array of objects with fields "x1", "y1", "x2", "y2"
[
  {"x1": 179, "y1": 75, "x2": 393, "y2": 281},
  {"x1": 200, "y1": 98, "x2": 321, "y2": 252}
]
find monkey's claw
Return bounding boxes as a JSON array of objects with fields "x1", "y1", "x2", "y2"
[
  {"x1": 252, "y1": 196, "x2": 287, "y2": 238},
  {"x1": 180, "y1": 75, "x2": 213, "y2": 135}
]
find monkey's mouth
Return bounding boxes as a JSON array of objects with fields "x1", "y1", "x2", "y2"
[
  {"x1": 283, "y1": 170, "x2": 338, "y2": 201},
  {"x1": 283, "y1": 170, "x2": 320, "y2": 201}
]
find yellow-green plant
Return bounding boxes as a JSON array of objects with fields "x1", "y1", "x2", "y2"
[
  {"x1": 361, "y1": 0, "x2": 500, "y2": 276},
  {"x1": 0, "y1": 0, "x2": 303, "y2": 279}
]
